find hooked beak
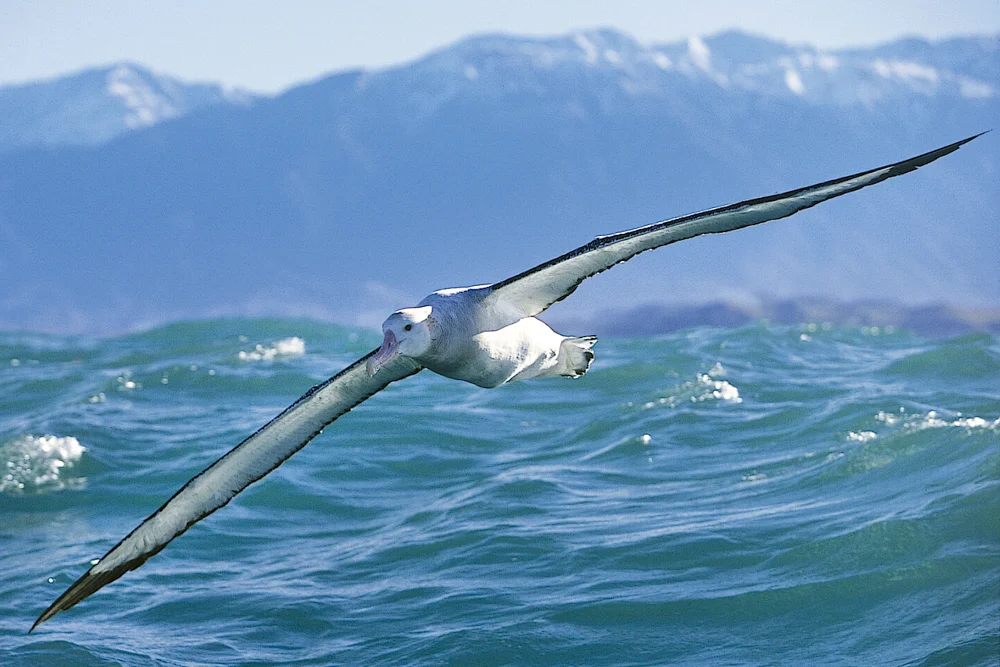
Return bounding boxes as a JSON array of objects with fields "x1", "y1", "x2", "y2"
[{"x1": 366, "y1": 329, "x2": 398, "y2": 376}]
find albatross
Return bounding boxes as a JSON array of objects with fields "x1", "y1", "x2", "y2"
[{"x1": 32, "y1": 134, "x2": 982, "y2": 631}]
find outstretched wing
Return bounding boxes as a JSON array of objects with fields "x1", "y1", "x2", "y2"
[
  {"x1": 486, "y1": 134, "x2": 983, "y2": 318},
  {"x1": 32, "y1": 351, "x2": 422, "y2": 631}
]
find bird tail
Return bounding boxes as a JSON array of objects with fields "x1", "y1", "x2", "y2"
[{"x1": 558, "y1": 336, "x2": 597, "y2": 378}]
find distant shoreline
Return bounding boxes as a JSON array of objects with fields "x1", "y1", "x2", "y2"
[
  {"x1": 3, "y1": 297, "x2": 998, "y2": 339},
  {"x1": 554, "y1": 297, "x2": 1000, "y2": 338}
]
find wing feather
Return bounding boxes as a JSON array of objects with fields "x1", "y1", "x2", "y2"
[
  {"x1": 487, "y1": 134, "x2": 983, "y2": 318},
  {"x1": 32, "y1": 350, "x2": 422, "y2": 631}
]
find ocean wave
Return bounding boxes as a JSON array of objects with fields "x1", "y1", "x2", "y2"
[
  {"x1": 832, "y1": 408, "x2": 998, "y2": 476},
  {"x1": 0, "y1": 434, "x2": 86, "y2": 495},
  {"x1": 2, "y1": 321, "x2": 997, "y2": 664}
]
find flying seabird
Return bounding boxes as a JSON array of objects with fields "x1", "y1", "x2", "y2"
[{"x1": 31, "y1": 134, "x2": 982, "y2": 631}]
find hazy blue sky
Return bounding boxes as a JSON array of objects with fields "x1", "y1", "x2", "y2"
[{"x1": 3, "y1": 0, "x2": 999, "y2": 92}]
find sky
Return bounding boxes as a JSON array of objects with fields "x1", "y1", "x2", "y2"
[{"x1": 3, "y1": 0, "x2": 999, "y2": 93}]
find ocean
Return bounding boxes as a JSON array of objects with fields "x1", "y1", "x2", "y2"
[{"x1": 2, "y1": 319, "x2": 997, "y2": 666}]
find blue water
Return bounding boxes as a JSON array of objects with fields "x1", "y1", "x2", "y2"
[{"x1": 2, "y1": 319, "x2": 997, "y2": 666}]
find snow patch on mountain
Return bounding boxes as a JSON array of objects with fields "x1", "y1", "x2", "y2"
[
  {"x1": 0, "y1": 64, "x2": 255, "y2": 152},
  {"x1": 106, "y1": 65, "x2": 182, "y2": 128},
  {"x1": 574, "y1": 33, "x2": 599, "y2": 65},
  {"x1": 784, "y1": 68, "x2": 805, "y2": 95},
  {"x1": 687, "y1": 35, "x2": 713, "y2": 73}
]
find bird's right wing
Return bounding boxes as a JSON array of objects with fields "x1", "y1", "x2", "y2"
[{"x1": 32, "y1": 350, "x2": 422, "y2": 631}]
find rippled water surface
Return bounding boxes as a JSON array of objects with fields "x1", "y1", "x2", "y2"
[{"x1": 2, "y1": 319, "x2": 998, "y2": 666}]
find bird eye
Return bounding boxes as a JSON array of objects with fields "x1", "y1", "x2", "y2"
[{"x1": 404, "y1": 324, "x2": 412, "y2": 331}]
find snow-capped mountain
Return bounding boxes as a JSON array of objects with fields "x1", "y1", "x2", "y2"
[
  {"x1": 4, "y1": 30, "x2": 994, "y2": 153},
  {"x1": 0, "y1": 63, "x2": 253, "y2": 153},
  {"x1": 393, "y1": 29, "x2": 997, "y2": 107},
  {"x1": 0, "y1": 30, "x2": 996, "y2": 333}
]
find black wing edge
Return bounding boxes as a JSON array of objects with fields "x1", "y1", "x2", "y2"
[
  {"x1": 30, "y1": 349, "x2": 422, "y2": 633},
  {"x1": 488, "y1": 131, "x2": 987, "y2": 303}
]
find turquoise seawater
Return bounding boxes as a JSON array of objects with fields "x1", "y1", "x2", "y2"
[{"x1": 1, "y1": 319, "x2": 997, "y2": 666}]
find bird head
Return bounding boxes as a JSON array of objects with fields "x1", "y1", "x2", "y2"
[{"x1": 366, "y1": 306, "x2": 433, "y2": 376}]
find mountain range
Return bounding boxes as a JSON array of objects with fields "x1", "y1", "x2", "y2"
[{"x1": 0, "y1": 29, "x2": 996, "y2": 334}]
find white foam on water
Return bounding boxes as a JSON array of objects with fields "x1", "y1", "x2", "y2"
[
  {"x1": 644, "y1": 368, "x2": 742, "y2": 409},
  {"x1": 1, "y1": 435, "x2": 86, "y2": 495},
  {"x1": 865, "y1": 409, "x2": 999, "y2": 445},
  {"x1": 238, "y1": 336, "x2": 306, "y2": 362},
  {"x1": 695, "y1": 374, "x2": 742, "y2": 403},
  {"x1": 909, "y1": 411, "x2": 1000, "y2": 432},
  {"x1": 707, "y1": 362, "x2": 726, "y2": 378},
  {"x1": 115, "y1": 371, "x2": 141, "y2": 391},
  {"x1": 875, "y1": 409, "x2": 904, "y2": 426}
]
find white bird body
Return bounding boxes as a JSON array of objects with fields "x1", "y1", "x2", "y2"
[
  {"x1": 31, "y1": 133, "x2": 983, "y2": 631},
  {"x1": 387, "y1": 285, "x2": 594, "y2": 388}
]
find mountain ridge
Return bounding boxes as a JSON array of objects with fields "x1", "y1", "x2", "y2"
[
  {"x1": 3, "y1": 28, "x2": 996, "y2": 154},
  {"x1": 0, "y1": 29, "x2": 996, "y2": 334}
]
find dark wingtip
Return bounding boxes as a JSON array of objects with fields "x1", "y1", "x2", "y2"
[
  {"x1": 943, "y1": 130, "x2": 988, "y2": 155},
  {"x1": 30, "y1": 567, "x2": 120, "y2": 633},
  {"x1": 949, "y1": 130, "x2": 989, "y2": 147},
  {"x1": 29, "y1": 600, "x2": 59, "y2": 634},
  {"x1": 30, "y1": 584, "x2": 78, "y2": 633},
  {"x1": 28, "y1": 610, "x2": 52, "y2": 634},
  {"x1": 952, "y1": 130, "x2": 988, "y2": 147},
  {"x1": 896, "y1": 131, "x2": 986, "y2": 172},
  {"x1": 30, "y1": 594, "x2": 61, "y2": 633}
]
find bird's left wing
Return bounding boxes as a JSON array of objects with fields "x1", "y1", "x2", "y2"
[
  {"x1": 32, "y1": 350, "x2": 422, "y2": 631},
  {"x1": 485, "y1": 134, "x2": 982, "y2": 318}
]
